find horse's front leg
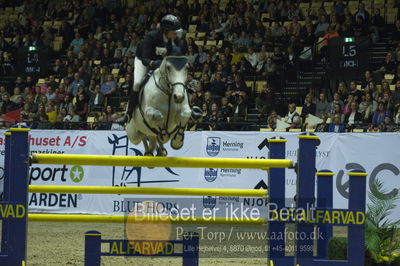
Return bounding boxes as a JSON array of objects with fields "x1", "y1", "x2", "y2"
[
  {"x1": 174, "y1": 104, "x2": 192, "y2": 130},
  {"x1": 169, "y1": 105, "x2": 191, "y2": 150},
  {"x1": 144, "y1": 107, "x2": 164, "y2": 126},
  {"x1": 141, "y1": 136, "x2": 153, "y2": 156},
  {"x1": 148, "y1": 136, "x2": 157, "y2": 155},
  {"x1": 144, "y1": 106, "x2": 169, "y2": 144},
  {"x1": 170, "y1": 126, "x2": 185, "y2": 150},
  {"x1": 174, "y1": 105, "x2": 192, "y2": 125},
  {"x1": 156, "y1": 140, "x2": 168, "y2": 157},
  {"x1": 125, "y1": 120, "x2": 142, "y2": 145}
]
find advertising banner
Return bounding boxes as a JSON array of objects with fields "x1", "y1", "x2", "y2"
[{"x1": 0, "y1": 130, "x2": 399, "y2": 222}]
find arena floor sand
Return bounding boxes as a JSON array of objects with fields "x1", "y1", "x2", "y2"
[{"x1": 26, "y1": 222, "x2": 346, "y2": 265}]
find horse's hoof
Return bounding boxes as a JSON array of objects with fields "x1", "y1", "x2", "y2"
[
  {"x1": 171, "y1": 138, "x2": 183, "y2": 150},
  {"x1": 175, "y1": 133, "x2": 184, "y2": 142},
  {"x1": 171, "y1": 132, "x2": 185, "y2": 150},
  {"x1": 171, "y1": 140, "x2": 183, "y2": 150},
  {"x1": 156, "y1": 147, "x2": 168, "y2": 157}
]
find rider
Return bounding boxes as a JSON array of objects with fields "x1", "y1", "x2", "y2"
[{"x1": 120, "y1": 14, "x2": 202, "y2": 123}]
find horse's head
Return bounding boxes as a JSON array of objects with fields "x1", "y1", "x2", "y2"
[{"x1": 159, "y1": 42, "x2": 188, "y2": 104}]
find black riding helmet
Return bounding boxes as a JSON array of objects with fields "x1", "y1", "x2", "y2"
[{"x1": 160, "y1": 14, "x2": 181, "y2": 32}]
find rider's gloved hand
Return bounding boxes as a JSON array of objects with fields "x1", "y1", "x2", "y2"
[{"x1": 151, "y1": 60, "x2": 162, "y2": 68}]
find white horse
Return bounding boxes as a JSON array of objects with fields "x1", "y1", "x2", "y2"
[{"x1": 125, "y1": 46, "x2": 192, "y2": 156}]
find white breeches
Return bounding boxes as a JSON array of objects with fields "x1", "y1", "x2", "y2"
[{"x1": 133, "y1": 57, "x2": 148, "y2": 92}]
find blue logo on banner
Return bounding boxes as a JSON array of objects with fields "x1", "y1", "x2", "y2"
[
  {"x1": 203, "y1": 196, "x2": 217, "y2": 209},
  {"x1": 206, "y1": 137, "x2": 221, "y2": 157},
  {"x1": 204, "y1": 168, "x2": 218, "y2": 182},
  {"x1": 107, "y1": 134, "x2": 179, "y2": 187}
]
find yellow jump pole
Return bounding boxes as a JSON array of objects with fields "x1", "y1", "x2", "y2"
[
  {"x1": 30, "y1": 154, "x2": 293, "y2": 169},
  {"x1": 28, "y1": 214, "x2": 266, "y2": 226},
  {"x1": 29, "y1": 185, "x2": 267, "y2": 198},
  {"x1": 28, "y1": 214, "x2": 127, "y2": 223}
]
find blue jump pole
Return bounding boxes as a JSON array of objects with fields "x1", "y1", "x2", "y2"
[
  {"x1": 297, "y1": 169, "x2": 367, "y2": 266},
  {"x1": 1, "y1": 128, "x2": 30, "y2": 265},
  {"x1": 182, "y1": 232, "x2": 199, "y2": 266},
  {"x1": 316, "y1": 170, "x2": 334, "y2": 259},
  {"x1": 267, "y1": 137, "x2": 293, "y2": 266},
  {"x1": 84, "y1": 231, "x2": 102, "y2": 266},
  {"x1": 347, "y1": 170, "x2": 367, "y2": 265},
  {"x1": 1, "y1": 132, "x2": 12, "y2": 258},
  {"x1": 295, "y1": 133, "x2": 318, "y2": 265}
]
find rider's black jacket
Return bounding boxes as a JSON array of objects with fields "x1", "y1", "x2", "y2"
[{"x1": 136, "y1": 30, "x2": 180, "y2": 69}]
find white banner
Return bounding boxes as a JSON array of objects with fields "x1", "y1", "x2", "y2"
[{"x1": 0, "y1": 130, "x2": 399, "y2": 221}]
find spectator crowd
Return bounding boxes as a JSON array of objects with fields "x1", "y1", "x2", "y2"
[
  {"x1": 0, "y1": 0, "x2": 399, "y2": 132},
  {"x1": 262, "y1": 78, "x2": 400, "y2": 132}
]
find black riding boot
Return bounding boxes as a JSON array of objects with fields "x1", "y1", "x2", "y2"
[
  {"x1": 191, "y1": 106, "x2": 203, "y2": 120},
  {"x1": 118, "y1": 91, "x2": 139, "y2": 124}
]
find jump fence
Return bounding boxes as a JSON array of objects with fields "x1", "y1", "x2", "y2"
[{"x1": 0, "y1": 128, "x2": 367, "y2": 266}]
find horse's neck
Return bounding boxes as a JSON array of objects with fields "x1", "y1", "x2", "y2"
[
  {"x1": 155, "y1": 69, "x2": 183, "y2": 122},
  {"x1": 144, "y1": 69, "x2": 171, "y2": 109}
]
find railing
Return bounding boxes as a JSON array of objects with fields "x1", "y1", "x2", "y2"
[
  {"x1": 11, "y1": 121, "x2": 400, "y2": 132},
  {"x1": 296, "y1": 37, "x2": 328, "y2": 103},
  {"x1": 17, "y1": 121, "x2": 270, "y2": 131}
]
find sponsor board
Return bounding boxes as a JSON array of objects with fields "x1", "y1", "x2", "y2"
[
  {"x1": 29, "y1": 165, "x2": 84, "y2": 183},
  {"x1": 203, "y1": 196, "x2": 217, "y2": 210},
  {"x1": 204, "y1": 168, "x2": 218, "y2": 182},
  {"x1": 0, "y1": 130, "x2": 398, "y2": 223},
  {"x1": 221, "y1": 140, "x2": 244, "y2": 152},
  {"x1": 206, "y1": 137, "x2": 220, "y2": 157}
]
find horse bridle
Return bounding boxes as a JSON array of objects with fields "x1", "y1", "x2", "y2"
[
  {"x1": 137, "y1": 60, "x2": 188, "y2": 139},
  {"x1": 156, "y1": 57, "x2": 188, "y2": 96},
  {"x1": 155, "y1": 77, "x2": 187, "y2": 97}
]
